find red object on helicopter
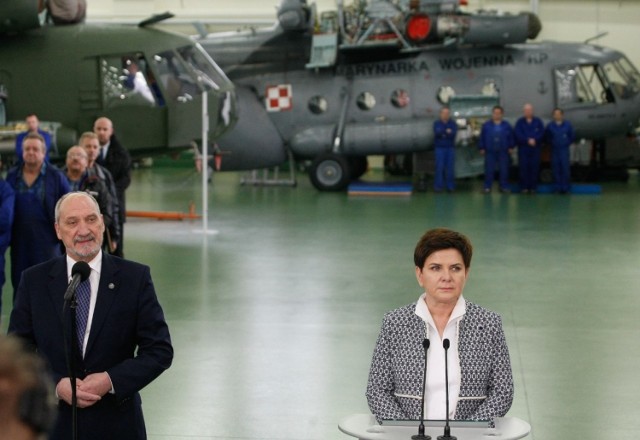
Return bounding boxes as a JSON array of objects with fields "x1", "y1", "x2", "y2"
[{"x1": 406, "y1": 14, "x2": 432, "y2": 42}]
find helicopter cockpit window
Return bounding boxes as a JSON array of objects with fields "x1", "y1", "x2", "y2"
[
  {"x1": 308, "y1": 96, "x2": 328, "y2": 114},
  {"x1": 153, "y1": 50, "x2": 198, "y2": 103},
  {"x1": 153, "y1": 46, "x2": 229, "y2": 103},
  {"x1": 177, "y1": 45, "x2": 228, "y2": 92},
  {"x1": 603, "y1": 58, "x2": 640, "y2": 99},
  {"x1": 357, "y1": 92, "x2": 376, "y2": 110},
  {"x1": 101, "y1": 54, "x2": 162, "y2": 108},
  {"x1": 391, "y1": 89, "x2": 410, "y2": 108},
  {"x1": 616, "y1": 57, "x2": 640, "y2": 93},
  {"x1": 555, "y1": 64, "x2": 613, "y2": 107}
]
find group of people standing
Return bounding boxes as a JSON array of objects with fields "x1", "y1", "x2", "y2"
[
  {"x1": 0, "y1": 113, "x2": 172, "y2": 440},
  {"x1": 432, "y1": 104, "x2": 575, "y2": 194},
  {"x1": 0, "y1": 115, "x2": 131, "y2": 317}
]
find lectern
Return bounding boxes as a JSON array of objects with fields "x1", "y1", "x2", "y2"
[{"x1": 338, "y1": 414, "x2": 531, "y2": 440}]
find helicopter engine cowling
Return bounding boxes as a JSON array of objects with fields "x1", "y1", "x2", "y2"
[{"x1": 436, "y1": 12, "x2": 541, "y2": 45}]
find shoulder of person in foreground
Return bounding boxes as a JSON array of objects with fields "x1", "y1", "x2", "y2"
[
  {"x1": 381, "y1": 301, "x2": 420, "y2": 325},
  {"x1": 463, "y1": 301, "x2": 505, "y2": 329}
]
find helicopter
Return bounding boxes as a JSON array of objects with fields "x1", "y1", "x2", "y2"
[
  {"x1": 0, "y1": 0, "x2": 236, "y2": 162},
  {"x1": 199, "y1": 0, "x2": 640, "y2": 191}
]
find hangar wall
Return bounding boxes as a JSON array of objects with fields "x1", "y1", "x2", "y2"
[{"x1": 87, "y1": 0, "x2": 640, "y2": 68}]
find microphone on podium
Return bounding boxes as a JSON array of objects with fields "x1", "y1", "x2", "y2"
[
  {"x1": 412, "y1": 338, "x2": 431, "y2": 440},
  {"x1": 437, "y1": 339, "x2": 456, "y2": 440},
  {"x1": 64, "y1": 261, "x2": 91, "y2": 302}
]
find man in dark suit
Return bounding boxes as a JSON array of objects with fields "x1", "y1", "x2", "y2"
[
  {"x1": 8, "y1": 192, "x2": 173, "y2": 440},
  {"x1": 94, "y1": 117, "x2": 131, "y2": 258}
]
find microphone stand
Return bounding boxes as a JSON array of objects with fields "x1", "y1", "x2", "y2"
[
  {"x1": 63, "y1": 293, "x2": 80, "y2": 440},
  {"x1": 438, "y1": 339, "x2": 456, "y2": 440},
  {"x1": 412, "y1": 339, "x2": 431, "y2": 440}
]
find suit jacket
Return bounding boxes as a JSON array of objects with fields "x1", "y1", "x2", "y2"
[
  {"x1": 8, "y1": 253, "x2": 173, "y2": 440},
  {"x1": 98, "y1": 135, "x2": 131, "y2": 223},
  {"x1": 366, "y1": 301, "x2": 513, "y2": 423}
]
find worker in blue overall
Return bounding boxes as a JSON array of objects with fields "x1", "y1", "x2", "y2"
[
  {"x1": 0, "y1": 167, "x2": 15, "y2": 316},
  {"x1": 6, "y1": 133, "x2": 69, "y2": 299},
  {"x1": 514, "y1": 104, "x2": 545, "y2": 194},
  {"x1": 545, "y1": 108, "x2": 575, "y2": 194},
  {"x1": 478, "y1": 106, "x2": 515, "y2": 193},
  {"x1": 433, "y1": 107, "x2": 458, "y2": 192},
  {"x1": 15, "y1": 113, "x2": 53, "y2": 161}
]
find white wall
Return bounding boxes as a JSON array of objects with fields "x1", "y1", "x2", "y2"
[{"x1": 86, "y1": 0, "x2": 640, "y2": 68}]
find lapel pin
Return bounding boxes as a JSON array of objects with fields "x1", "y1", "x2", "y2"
[{"x1": 108, "y1": 283, "x2": 115, "y2": 290}]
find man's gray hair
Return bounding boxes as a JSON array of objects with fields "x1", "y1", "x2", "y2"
[{"x1": 54, "y1": 191, "x2": 101, "y2": 223}]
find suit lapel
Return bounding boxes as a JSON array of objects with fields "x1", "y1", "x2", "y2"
[
  {"x1": 85, "y1": 254, "x2": 120, "y2": 357},
  {"x1": 46, "y1": 257, "x2": 69, "y2": 326}
]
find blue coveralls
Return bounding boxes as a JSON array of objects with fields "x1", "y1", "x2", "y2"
[
  {"x1": 545, "y1": 120, "x2": 575, "y2": 193},
  {"x1": 514, "y1": 116, "x2": 545, "y2": 192},
  {"x1": 0, "y1": 179, "x2": 15, "y2": 314},
  {"x1": 433, "y1": 118, "x2": 458, "y2": 191},
  {"x1": 479, "y1": 120, "x2": 515, "y2": 191},
  {"x1": 6, "y1": 163, "x2": 70, "y2": 298}
]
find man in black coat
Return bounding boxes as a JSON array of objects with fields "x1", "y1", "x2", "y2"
[
  {"x1": 9, "y1": 192, "x2": 173, "y2": 440},
  {"x1": 94, "y1": 117, "x2": 131, "y2": 257}
]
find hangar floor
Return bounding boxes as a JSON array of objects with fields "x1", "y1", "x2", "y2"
[{"x1": 2, "y1": 166, "x2": 640, "y2": 440}]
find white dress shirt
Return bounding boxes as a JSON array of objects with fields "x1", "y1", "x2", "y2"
[
  {"x1": 414, "y1": 293, "x2": 466, "y2": 420},
  {"x1": 100, "y1": 140, "x2": 110, "y2": 161},
  {"x1": 66, "y1": 251, "x2": 102, "y2": 357}
]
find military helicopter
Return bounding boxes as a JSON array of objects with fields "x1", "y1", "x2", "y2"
[
  {"x1": 0, "y1": 0, "x2": 235, "y2": 161},
  {"x1": 199, "y1": 0, "x2": 640, "y2": 191}
]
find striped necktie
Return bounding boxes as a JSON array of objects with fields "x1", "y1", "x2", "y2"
[{"x1": 76, "y1": 278, "x2": 91, "y2": 355}]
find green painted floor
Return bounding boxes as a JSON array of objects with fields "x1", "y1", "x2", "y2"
[{"x1": 3, "y1": 166, "x2": 640, "y2": 439}]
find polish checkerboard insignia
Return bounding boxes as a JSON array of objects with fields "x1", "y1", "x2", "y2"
[{"x1": 265, "y1": 84, "x2": 293, "y2": 112}]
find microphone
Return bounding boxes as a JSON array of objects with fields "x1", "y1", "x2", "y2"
[
  {"x1": 412, "y1": 339, "x2": 431, "y2": 440},
  {"x1": 437, "y1": 339, "x2": 456, "y2": 440},
  {"x1": 63, "y1": 261, "x2": 91, "y2": 301}
]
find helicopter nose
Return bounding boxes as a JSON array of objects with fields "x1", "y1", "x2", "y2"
[{"x1": 215, "y1": 87, "x2": 287, "y2": 171}]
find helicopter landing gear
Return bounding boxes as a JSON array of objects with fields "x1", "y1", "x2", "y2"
[{"x1": 309, "y1": 153, "x2": 352, "y2": 191}]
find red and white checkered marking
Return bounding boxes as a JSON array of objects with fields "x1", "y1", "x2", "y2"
[{"x1": 265, "y1": 84, "x2": 293, "y2": 112}]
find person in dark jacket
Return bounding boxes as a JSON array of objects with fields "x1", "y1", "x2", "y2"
[
  {"x1": 94, "y1": 118, "x2": 130, "y2": 257},
  {"x1": 62, "y1": 145, "x2": 120, "y2": 253},
  {"x1": 514, "y1": 104, "x2": 545, "y2": 194},
  {"x1": 0, "y1": 170, "x2": 15, "y2": 315},
  {"x1": 6, "y1": 133, "x2": 69, "y2": 299},
  {"x1": 433, "y1": 107, "x2": 458, "y2": 192},
  {"x1": 545, "y1": 108, "x2": 575, "y2": 194},
  {"x1": 478, "y1": 106, "x2": 515, "y2": 193},
  {"x1": 9, "y1": 192, "x2": 173, "y2": 440}
]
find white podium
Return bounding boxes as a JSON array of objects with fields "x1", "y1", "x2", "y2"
[{"x1": 339, "y1": 414, "x2": 531, "y2": 440}]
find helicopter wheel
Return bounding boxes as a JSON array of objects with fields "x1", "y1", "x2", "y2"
[{"x1": 309, "y1": 153, "x2": 352, "y2": 191}]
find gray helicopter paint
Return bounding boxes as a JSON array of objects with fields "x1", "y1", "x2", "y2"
[{"x1": 202, "y1": 13, "x2": 640, "y2": 179}]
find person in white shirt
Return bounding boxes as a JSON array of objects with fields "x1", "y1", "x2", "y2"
[{"x1": 366, "y1": 228, "x2": 514, "y2": 422}]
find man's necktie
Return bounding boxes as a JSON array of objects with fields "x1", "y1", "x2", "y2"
[{"x1": 76, "y1": 278, "x2": 91, "y2": 355}]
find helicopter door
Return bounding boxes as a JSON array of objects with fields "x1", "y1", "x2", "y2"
[{"x1": 99, "y1": 53, "x2": 167, "y2": 151}]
